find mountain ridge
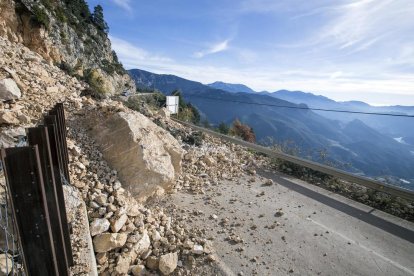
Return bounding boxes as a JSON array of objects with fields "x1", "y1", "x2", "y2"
[
  {"x1": 128, "y1": 68, "x2": 414, "y2": 184},
  {"x1": 198, "y1": 80, "x2": 414, "y2": 138},
  {"x1": 207, "y1": 81, "x2": 255, "y2": 93}
]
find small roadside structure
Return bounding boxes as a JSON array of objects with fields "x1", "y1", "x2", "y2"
[{"x1": 166, "y1": 96, "x2": 179, "y2": 114}]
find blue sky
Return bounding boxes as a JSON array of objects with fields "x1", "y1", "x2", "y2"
[{"x1": 86, "y1": 0, "x2": 414, "y2": 105}]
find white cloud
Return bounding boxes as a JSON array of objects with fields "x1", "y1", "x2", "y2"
[
  {"x1": 193, "y1": 40, "x2": 230, "y2": 58},
  {"x1": 111, "y1": 35, "x2": 414, "y2": 105},
  {"x1": 317, "y1": 0, "x2": 414, "y2": 52},
  {"x1": 112, "y1": 0, "x2": 132, "y2": 12},
  {"x1": 109, "y1": 36, "x2": 172, "y2": 69}
]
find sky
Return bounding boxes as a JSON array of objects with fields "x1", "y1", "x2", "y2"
[{"x1": 86, "y1": 0, "x2": 414, "y2": 106}]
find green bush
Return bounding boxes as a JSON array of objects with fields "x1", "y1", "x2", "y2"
[
  {"x1": 91, "y1": 5, "x2": 109, "y2": 33},
  {"x1": 171, "y1": 90, "x2": 201, "y2": 125},
  {"x1": 55, "y1": 7, "x2": 67, "y2": 23},
  {"x1": 83, "y1": 69, "x2": 109, "y2": 98},
  {"x1": 101, "y1": 59, "x2": 125, "y2": 75},
  {"x1": 58, "y1": 62, "x2": 75, "y2": 75},
  {"x1": 101, "y1": 59, "x2": 115, "y2": 74},
  {"x1": 32, "y1": 6, "x2": 50, "y2": 29},
  {"x1": 125, "y1": 93, "x2": 166, "y2": 113},
  {"x1": 217, "y1": 122, "x2": 230, "y2": 134},
  {"x1": 182, "y1": 131, "x2": 204, "y2": 146},
  {"x1": 41, "y1": 0, "x2": 53, "y2": 10}
]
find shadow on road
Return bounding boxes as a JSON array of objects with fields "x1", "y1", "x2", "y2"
[{"x1": 259, "y1": 169, "x2": 414, "y2": 244}]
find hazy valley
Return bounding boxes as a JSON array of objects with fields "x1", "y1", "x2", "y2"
[{"x1": 129, "y1": 69, "x2": 414, "y2": 189}]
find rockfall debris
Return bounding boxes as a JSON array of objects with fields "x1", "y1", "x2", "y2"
[{"x1": 0, "y1": 36, "x2": 262, "y2": 275}]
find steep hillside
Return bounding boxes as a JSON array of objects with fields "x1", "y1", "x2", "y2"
[
  {"x1": 0, "y1": 0, "x2": 136, "y2": 96},
  {"x1": 129, "y1": 68, "x2": 414, "y2": 184}
]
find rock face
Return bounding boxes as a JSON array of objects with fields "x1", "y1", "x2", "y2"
[
  {"x1": 0, "y1": 0, "x2": 136, "y2": 96},
  {"x1": 90, "y1": 111, "x2": 184, "y2": 200},
  {"x1": 0, "y1": 78, "x2": 21, "y2": 101},
  {"x1": 159, "y1": 252, "x2": 178, "y2": 275}
]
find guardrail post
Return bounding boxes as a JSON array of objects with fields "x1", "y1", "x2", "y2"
[
  {"x1": 44, "y1": 115, "x2": 66, "y2": 181},
  {"x1": 0, "y1": 146, "x2": 59, "y2": 275},
  {"x1": 43, "y1": 115, "x2": 74, "y2": 266},
  {"x1": 27, "y1": 126, "x2": 70, "y2": 275},
  {"x1": 49, "y1": 105, "x2": 70, "y2": 182}
]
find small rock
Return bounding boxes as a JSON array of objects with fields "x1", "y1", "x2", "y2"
[
  {"x1": 203, "y1": 155, "x2": 216, "y2": 166},
  {"x1": 131, "y1": 264, "x2": 146, "y2": 276},
  {"x1": 146, "y1": 256, "x2": 159, "y2": 270},
  {"x1": 0, "y1": 254, "x2": 12, "y2": 275},
  {"x1": 93, "y1": 233, "x2": 127, "y2": 252},
  {"x1": 140, "y1": 249, "x2": 152, "y2": 260},
  {"x1": 95, "y1": 252, "x2": 107, "y2": 265},
  {"x1": 192, "y1": 244, "x2": 204, "y2": 255},
  {"x1": 17, "y1": 113, "x2": 30, "y2": 124},
  {"x1": 152, "y1": 230, "x2": 161, "y2": 241},
  {"x1": 0, "y1": 78, "x2": 21, "y2": 101},
  {"x1": 114, "y1": 254, "x2": 131, "y2": 275},
  {"x1": 95, "y1": 194, "x2": 107, "y2": 205},
  {"x1": 0, "y1": 112, "x2": 19, "y2": 125},
  {"x1": 159, "y1": 252, "x2": 178, "y2": 275},
  {"x1": 76, "y1": 162, "x2": 86, "y2": 171},
  {"x1": 207, "y1": 254, "x2": 216, "y2": 262},
  {"x1": 111, "y1": 214, "x2": 128, "y2": 233},
  {"x1": 90, "y1": 218, "x2": 110, "y2": 236},
  {"x1": 275, "y1": 210, "x2": 284, "y2": 217},
  {"x1": 133, "y1": 230, "x2": 151, "y2": 255},
  {"x1": 263, "y1": 179, "x2": 274, "y2": 186},
  {"x1": 46, "y1": 86, "x2": 59, "y2": 93}
]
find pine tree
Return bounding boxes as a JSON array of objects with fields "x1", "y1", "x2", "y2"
[
  {"x1": 91, "y1": 5, "x2": 109, "y2": 33},
  {"x1": 217, "y1": 122, "x2": 230, "y2": 134}
]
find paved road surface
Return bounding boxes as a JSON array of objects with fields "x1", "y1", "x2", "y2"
[{"x1": 162, "y1": 170, "x2": 414, "y2": 276}]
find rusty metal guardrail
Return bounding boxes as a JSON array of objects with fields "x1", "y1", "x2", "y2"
[
  {"x1": 173, "y1": 118, "x2": 414, "y2": 202},
  {"x1": 0, "y1": 103, "x2": 73, "y2": 276}
]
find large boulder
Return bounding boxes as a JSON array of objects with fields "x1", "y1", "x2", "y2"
[
  {"x1": 0, "y1": 78, "x2": 21, "y2": 101},
  {"x1": 90, "y1": 111, "x2": 183, "y2": 200}
]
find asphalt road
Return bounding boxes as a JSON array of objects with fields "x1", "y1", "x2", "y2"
[{"x1": 165, "y1": 170, "x2": 414, "y2": 276}]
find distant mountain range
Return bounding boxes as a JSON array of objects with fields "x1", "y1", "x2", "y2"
[
  {"x1": 128, "y1": 69, "x2": 414, "y2": 187},
  {"x1": 210, "y1": 82, "x2": 414, "y2": 139},
  {"x1": 207, "y1": 81, "x2": 255, "y2": 93}
]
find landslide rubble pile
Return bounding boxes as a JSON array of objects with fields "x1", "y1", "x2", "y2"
[
  {"x1": 67, "y1": 115, "x2": 216, "y2": 275},
  {"x1": 0, "y1": 36, "x2": 219, "y2": 275}
]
